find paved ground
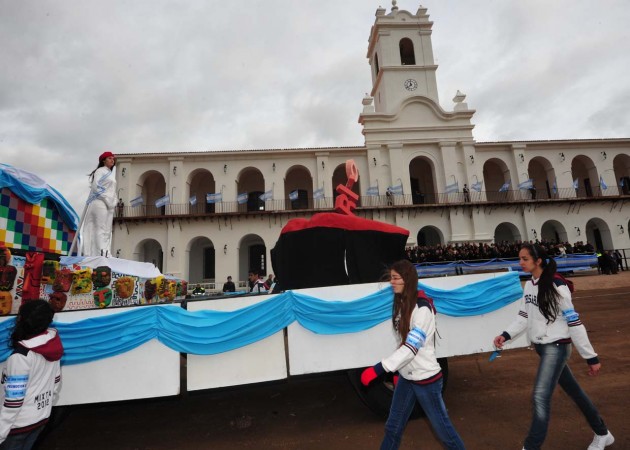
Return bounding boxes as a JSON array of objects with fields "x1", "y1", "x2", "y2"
[{"x1": 35, "y1": 271, "x2": 630, "y2": 449}]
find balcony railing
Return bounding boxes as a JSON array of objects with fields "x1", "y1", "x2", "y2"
[{"x1": 114, "y1": 186, "x2": 626, "y2": 219}]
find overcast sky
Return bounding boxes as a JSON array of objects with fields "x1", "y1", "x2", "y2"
[{"x1": 1, "y1": 0, "x2": 629, "y2": 215}]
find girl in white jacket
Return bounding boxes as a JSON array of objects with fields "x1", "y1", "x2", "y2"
[
  {"x1": 0, "y1": 300, "x2": 63, "y2": 449},
  {"x1": 361, "y1": 259, "x2": 465, "y2": 450},
  {"x1": 493, "y1": 244, "x2": 613, "y2": 450}
]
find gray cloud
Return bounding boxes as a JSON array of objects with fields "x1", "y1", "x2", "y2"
[{"x1": 1, "y1": 0, "x2": 628, "y2": 214}]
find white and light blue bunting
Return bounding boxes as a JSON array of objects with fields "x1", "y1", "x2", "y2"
[{"x1": 0, "y1": 272, "x2": 522, "y2": 365}]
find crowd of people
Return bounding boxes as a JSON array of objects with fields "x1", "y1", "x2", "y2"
[{"x1": 405, "y1": 240, "x2": 597, "y2": 264}]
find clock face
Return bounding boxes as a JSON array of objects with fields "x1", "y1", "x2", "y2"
[{"x1": 404, "y1": 79, "x2": 418, "y2": 91}]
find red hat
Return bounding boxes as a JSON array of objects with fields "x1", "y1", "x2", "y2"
[{"x1": 99, "y1": 151, "x2": 115, "y2": 161}]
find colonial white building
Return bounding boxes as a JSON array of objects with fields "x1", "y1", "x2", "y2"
[{"x1": 113, "y1": 3, "x2": 630, "y2": 286}]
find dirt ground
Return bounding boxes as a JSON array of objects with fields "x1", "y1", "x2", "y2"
[{"x1": 36, "y1": 271, "x2": 630, "y2": 450}]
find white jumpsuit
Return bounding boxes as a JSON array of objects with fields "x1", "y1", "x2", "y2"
[{"x1": 81, "y1": 167, "x2": 116, "y2": 256}]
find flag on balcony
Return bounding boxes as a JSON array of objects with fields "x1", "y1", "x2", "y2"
[
  {"x1": 130, "y1": 195, "x2": 144, "y2": 207},
  {"x1": 600, "y1": 176, "x2": 608, "y2": 190},
  {"x1": 444, "y1": 182, "x2": 459, "y2": 194},
  {"x1": 388, "y1": 184, "x2": 403, "y2": 195},
  {"x1": 573, "y1": 178, "x2": 579, "y2": 189},
  {"x1": 259, "y1": 190, "x2": 273, "y2": 201},
  {"x1": 237, "y1": 193, "x2": 248, "y2": 204},
  {"x1": 471, "y1": 180, "x2": 483, "y2": 192},
  {"x1": 552, "y1": 178, "x2": 557, "y2": 194},
  {"x1": 518, "y1": 179, "x2": 533, "y2": 190},
  {"x1": 313, "y1": 188, "x2": 324, "y2": 199},
  {"x1": 206, "y1": 192, "x2": 222, "y2": 203},
  {"x1": 189, "y1": 195, "x2": 197, "y2": 206},
  {"x1": 499, "y1": 180, "x2": 511, "y2": 192},
  {"x1": 289, "y1": 190, "x2": 299, "y2": 201},
  {"x1": 366, "y1": 185, "x2": 379, "y2": 196},
  {"x1": 155, "y1": 194, "x2": 170, "y2": 208},
  {"x1": 621, "y1": 178, "x2": 625, "y2": 187}
]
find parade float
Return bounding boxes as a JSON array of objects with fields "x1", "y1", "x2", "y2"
[
  {"x1": 0, "y1": 162, "x2": 527, "y2": 414},
  {"x1": 0, "y1": 164, "x2": 187, "y2": 315}
]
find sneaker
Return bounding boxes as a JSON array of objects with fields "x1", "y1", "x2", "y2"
[{"x1": 588, "y1": 431, "x2": 614, "y2": 450}]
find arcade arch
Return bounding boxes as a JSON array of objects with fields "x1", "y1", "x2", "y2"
[
  {"x1": 138, "y1": 171, "x2": 166, "y2": 216},
  {"x1": 134, "y1": 238, "x2": 163, "y2": 272},
  {"x1": 528, "y1": 157, "x2": 555, "y2": 200},
  {"x1": 417, "y1": 226, "x2": 443, "y2": 246},
  {"x1": 238, "y1": 234, "x2": 267, "y2": 281},
  {"x1": 540, "y1": 220, "x2": 568, "y2": 243},
  {"x1": 237, "y1": 168, "x2": 266, "y2": 212},
  {"x1": 188, "y1": 169, "x2": 216, "y2": 214},
  {"x1": 483, "y1": 159, "x2": 511, "y2": 202},
  {"x1": 585, "y1": 218, "x2": 612, "y2": 252},
  {"x1": 284, "y1": 165, "x2": 313, "y2": 210},
  {"x1": 493, "y1": 222, "x2": 522, "y2": 243},
  {"x1": 571, "y1": 156, "x2": 599, "y2": 198},
  {"x1": 187, "y1": 236, "x2": 215, "y2": 283},
  {"x1": 409, "y1": 156, "x2": 436, "y2": 204}
]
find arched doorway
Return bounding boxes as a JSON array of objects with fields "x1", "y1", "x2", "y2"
[
  {"x1": 189, "y1": 169, "x2": 216, "y2": 214},
  {"x1": 285, "y1": 165, "x2": 313, "y2": 210},
  {"x1": 237, "y1": 168, "x2": 266, "y2": 212},
  {"x1": 417, "y1": 226, "x2": 443, "y2": 246},
  {"x1": 483, "y1": 159, "x2": 512, "y2": 202},
  {"x1": 528, "y1": 157, "x2": 555, "y2": 200},
  {"x1": 494, "y1": 222, "x2": 522, "y2": 243},
  {"x1": 585, "y1": 218, "x2": 612, "y2": 252},
  {"x1": 571, "y1": 156, "x2": 599, "y2": 198},
  {"x1": 409, "y1": 156, "x2": 436, "y2": 204},
  {"x1": 134, "y1": 239, "x2": 163, "y2": 272},
  {"x1": 137, "y1": 171, "x2": 167, "y2": 216},
  {"x1": 239, "y1": 234, "x2": 267, "y2": 281},
  {"x1": 187, "y1": 236, "x2": 215, "y2": 283},
  {"x1": 540, "y1": 220, "x2": 568, "y2": 243}
]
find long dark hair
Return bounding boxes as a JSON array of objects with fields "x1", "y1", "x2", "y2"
[
  {"x1": 390, "y1": 259, "x2": 419, "y2": 342},
  {"x1": 521, "y1": 243, "x2": 560, "y2": 322},
  {"x1": 88, "y1": 160, "x2": 106, "y2": 183},
  {"x1": 11, "y1": 300, "x2": 55, "y2": 348}
]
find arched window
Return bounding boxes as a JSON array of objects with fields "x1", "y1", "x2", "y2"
[
  {"x1": 374, "y1": 53, "x2": 380, "y2": 76},
  {"x1": 399, "y1": 38, "x2": 415, "y2": 65}
]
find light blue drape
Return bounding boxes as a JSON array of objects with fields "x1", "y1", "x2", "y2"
[{"x1": 0, "y1": 272, "x2": 522, "y2": 365}]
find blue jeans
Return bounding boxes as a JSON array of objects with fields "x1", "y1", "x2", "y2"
[
  {"x1": 523, "y1": 343, "x2": 608, "y2": 450},
  {"x1": 0, "y1": 424, "x2": 44, "y2": 450},
  {"x1": 381, "y1": 376, "x2": 465, "y2": 450}
]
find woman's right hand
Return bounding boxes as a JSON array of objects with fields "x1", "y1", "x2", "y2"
[{"x1": 493, "y1": 335, "x2": 506, "y2": 349}]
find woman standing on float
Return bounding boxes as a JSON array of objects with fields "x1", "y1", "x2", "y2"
[
  {"x1": 493, "y1": 243, "x2": 613, "y2": 450},
  {"x1": 361, "y1": 259, "x2": 465, "y2": 450},
  {"x1": 80, "y1": 151, "x2": 117, "y2": 257}
]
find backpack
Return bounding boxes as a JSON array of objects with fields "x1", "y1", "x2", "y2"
[{"x1": 554, "y1": 273, "x2": 574, "y2": 293}]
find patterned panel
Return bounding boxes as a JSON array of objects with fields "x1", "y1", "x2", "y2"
[{"x1": 0, "y1": 188, "x2": 75, "y2": 255}]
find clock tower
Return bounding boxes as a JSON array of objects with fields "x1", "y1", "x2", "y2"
[{"x1": 366, "y1": 1, "x2": 439, "y2": 114}]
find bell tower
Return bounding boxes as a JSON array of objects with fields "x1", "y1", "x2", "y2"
[{"x1": 366, "y1": 2, "x2": 439, "y2": 113}]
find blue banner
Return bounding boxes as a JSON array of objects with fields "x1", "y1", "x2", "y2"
[
  {"x1": 289, "y1": 190, "x2": 299, "y2": 201},
  {"x1": 155, "y1": 195, "x2": 170, "y2": 208},
  {"x1": 130, "y1": 195, "x2": 144, "y2": 207},
  {"x1": 0, "y1": 273, "x2": 523, "y2": 365},
  {"x1": 313, "y1": 188, "x2": 324, "y2": 199},
  {"x1": 206, "y1": 192, "x2": 222, "y2": 203},
  {"x1": 237, "y1": 193, "x2": 248, "y2": 204}
]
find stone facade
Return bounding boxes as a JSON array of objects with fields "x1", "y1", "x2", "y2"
[{"x1": 112, "y1": 4, "x2": 630, "y2": 286}]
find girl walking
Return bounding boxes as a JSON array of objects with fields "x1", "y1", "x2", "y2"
[
  {"x1": 493, "y1": 243, "x2": 613, "y2": 450},
  {"x1": 0, "y1": 300, "x2": 63, "y2": 450},
  {"x1": 361, "y1": 259, "x2": 465, "y2": 449}
]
